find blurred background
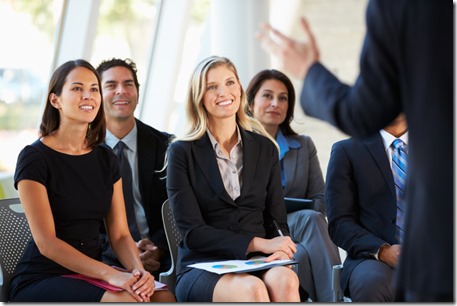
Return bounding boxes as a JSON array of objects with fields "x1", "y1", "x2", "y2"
[{"x1": 0, "y1": 0, "x2": 369, "y2": 198}]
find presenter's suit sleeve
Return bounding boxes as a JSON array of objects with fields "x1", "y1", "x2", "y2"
[{"x1": 301, "y1": 0, "x2": 403, "y2": 138}]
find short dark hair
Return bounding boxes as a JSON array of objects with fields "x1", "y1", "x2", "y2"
[
  {"x1": 246, "y1": 69, "x2": 297, "y2": 136},
  {"x1": 39, "y1": 59, "x2": 105, "y2": 148},
  {"x1": 96, "y1": 58, "x2": 140, "y2": 92}
]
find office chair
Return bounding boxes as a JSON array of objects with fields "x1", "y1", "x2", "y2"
[
  {"x1": 0, "y1": 197, "x2": 31, "y2": 302},
  {"x1": 159, "y1": 199, "x2": 182, "y2": 294},
  {"x1": 332, "y1": 264, "x2": 352, "y2": 302}
]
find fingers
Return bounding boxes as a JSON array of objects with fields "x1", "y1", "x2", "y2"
[
  {"x1": 131, "y1": 272, "x2": 156, "y2": 301},
  {"x1": 257, "y1": 23, "x2": 283, "y2": 57},
  {"x1": 137, "y1": 238, "x2": 156, "y2": 250},
  {"x1": 300, "y1": 16, "x2": 320, "y2": 60}
]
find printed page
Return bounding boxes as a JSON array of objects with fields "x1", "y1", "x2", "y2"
[{"x1": 188, "y1": 256, "x2": 299, "y2": 275}]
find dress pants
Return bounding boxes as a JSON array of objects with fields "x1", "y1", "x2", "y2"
[
  {"x1": 287, "y1": 210, "x2": 341, "y2": 302},
  {"x1": 348, "y1": 259, "x2": 395, "y2": 302}
]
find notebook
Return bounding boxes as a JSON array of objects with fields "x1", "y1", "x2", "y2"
[{"x1": 284, "y1": 197, "x2": 314, "y2": 213}]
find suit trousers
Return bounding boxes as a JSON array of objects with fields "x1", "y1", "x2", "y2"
[
  {"x1": 348, "y1": 259, "x2": 395, "y2": 302},
  {"x1": 287, "y1": 210, "x2": 341, "y2": 302}
]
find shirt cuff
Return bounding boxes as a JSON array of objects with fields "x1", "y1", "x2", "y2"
[{"x1": 374, "y1": 243, "x2": 391, "y2": 260}]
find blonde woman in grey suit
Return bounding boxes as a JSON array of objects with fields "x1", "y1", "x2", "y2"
[{"x1": 246, "y1": 69, "x2": 341, "y2": 302}]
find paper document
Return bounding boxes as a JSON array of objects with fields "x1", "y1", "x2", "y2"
[
  {"x1": 188, "y1": 256, "x2": 299, "y2": 275},
  {"x1": 63, "y1": 274, "x2": 168, "y2": 292}
]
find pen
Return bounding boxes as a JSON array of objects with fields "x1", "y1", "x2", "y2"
[{"x1": 273, "y1": 220, "x2": 284, "y2": 237}]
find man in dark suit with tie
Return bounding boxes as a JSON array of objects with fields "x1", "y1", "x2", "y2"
[
  {"x1": 325, "y1": 115, "x2": 407, "y2": 301},
  {"x1": 96, "y1": 58, "x2": 173, "y2": 278},
  {"x1": 257, "y1": 1, "x2": 452, "y2": 301}
]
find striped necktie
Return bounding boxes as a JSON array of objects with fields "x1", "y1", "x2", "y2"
[{"x1": 391, "y1": 139, "x2": 407, "y2": 243}]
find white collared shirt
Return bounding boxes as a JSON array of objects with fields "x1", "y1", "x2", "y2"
[
  {"x1": 207, "y1": 126, "x2": 243, "y2": 200},
  {"x1": 379, "y1": 129, "x2": 409, "y2": 169}
]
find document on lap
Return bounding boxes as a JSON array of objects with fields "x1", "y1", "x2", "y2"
[
  {"x1": 62, "y1": 274, "x2": 168, "y2": 292},
  {"x1": 188, "y1": 256, "x2": 299, "y2": 275}
]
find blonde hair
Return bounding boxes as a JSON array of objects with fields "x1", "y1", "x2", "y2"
[{"x1": 176, "y1": 55, "x2": 276, "y2": 147}]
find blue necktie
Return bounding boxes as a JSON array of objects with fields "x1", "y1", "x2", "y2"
[
  {"x1": 115, "y1": 141, "x2": 141, "y2": 241},
  {"x1": 391, "y1": 139, "x2": 407, "y2": 243}
]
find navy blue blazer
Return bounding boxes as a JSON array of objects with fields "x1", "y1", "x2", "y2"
[
  {"x1": 325, "y1": 133, "x2": 397, "y2": 292},
  {"x1": 301, "y1": 1, "x2": 452, "y2": 299},
  {"x1": 166, "y1": 128, "x2": 289, "y2": 276}
]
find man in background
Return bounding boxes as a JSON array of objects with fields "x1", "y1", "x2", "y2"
[
  {"x1": 326, "y1": 114, "x2": 407, "y2": 301},
  {"x1": 97, "y1": 58, "x2": 173, "y2": 278}
]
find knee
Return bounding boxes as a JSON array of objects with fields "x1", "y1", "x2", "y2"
[
  {"x1": 265, "y1": 267, "x2": 300, "y2": 297},
  {"x1": 241, "y1": 277, "x2": 269, "y2": 301},
  {"x1": 276, "y1": 268, "x2": 300, "y2": 291},
  {"x1": 349, "y1": 268, "x2": 395, "y2": 302}
]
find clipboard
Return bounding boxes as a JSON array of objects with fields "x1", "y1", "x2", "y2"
[{"x1": 284, "y1": 197, "x2": 314, "y2": 213}]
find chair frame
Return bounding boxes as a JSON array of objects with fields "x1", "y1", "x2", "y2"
[
  {"x1": 159, "y1": 199, "x2": 182, "y2": 294},
  {"x1": 0, "y1": 197, "x2": 31, "y2": 302}
]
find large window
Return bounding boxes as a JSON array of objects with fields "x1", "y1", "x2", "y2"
[
  {"x1": 0, "y1": 0, "x2": 368, "y2": 200},
  {"x1": 0, "y1": 0, "x2": 63, "y2": 197},
  {"x1": 90, "y1": 0, "x2": 160, "y2": 97}
]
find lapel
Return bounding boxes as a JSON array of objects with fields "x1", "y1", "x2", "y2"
[
  {"x1": 239, "y1": 128, "x2": 259, "y2": 197},
  {"x1": 192, "y1": 128, "x2": 260, "y2": 206},
  {"x1": 282, "y1": 148, "x2": 298, "y2": 194},
  {"x1": 363, "y1": 133, "x2": 396, "y2": 198},
  {"x1": 136, "y1": 119, "x2": 156, "y2": 208},
  {"x1": 193, "y1": 134, "x2": 235, "y2": 206}
]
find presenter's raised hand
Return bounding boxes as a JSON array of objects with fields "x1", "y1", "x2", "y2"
[{"x1": 257, "y1": 17, "x2": 320, "y2": 80}]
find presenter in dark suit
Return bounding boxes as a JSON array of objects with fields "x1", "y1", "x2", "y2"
[
  {"x1": 257, "y1": 1, "x2": 452, "y2": 301},
  {"x1": 326, "y1": 115, "x2": 407, "y2": 301},
  {"x1": 96, "y1": 58, "x2": 174, "y2": 280},
  {"x1": 166, "y1": 56, "x2": 300, "y2": 302}
]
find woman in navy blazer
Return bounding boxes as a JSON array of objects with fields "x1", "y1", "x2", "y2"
[
  {"x1": 246, "y1": 69, "x2": 341, "y2": 302},
  {"x1": 166, "y1": 56, "x2": 300, "y2": 302}
]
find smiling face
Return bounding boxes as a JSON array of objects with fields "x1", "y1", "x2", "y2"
[
  {"x1": 100, "y1": 66, "x2": 139, "y2": 121},
  {"x1": 202, "y1": 64, "x2": 241, "y2": 123},
  {"x1": 251, "y1": 79, "x2": 289, "y2": 133},
  {"x1": 49, "y1": 66, "x2": 101, "y2": 124}
]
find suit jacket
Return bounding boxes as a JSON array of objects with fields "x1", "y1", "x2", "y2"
[
  {"x1": 166, "y1": 128, "x2": 289, "y2": 276},
  {"x1": 326, "y1": 133, "x2": 397, "y2": 292},
  {"x1": 282, "y1": 134, "x2": 325, "y2": 214},
  {"x1": 301, "y1": 1, "x2": 452, "y2": 299},
  {"x1": 135, "y1": 119, "x2": 173, "y2": 252},
  {"x1": 102, "y1": 119, "x2": 173, "y2": 274}
]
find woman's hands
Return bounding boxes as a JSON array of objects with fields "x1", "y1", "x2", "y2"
[
  {"x1": 130, "y1": 268, "x2": 156, "y2": 302},
  {"x1": 248, "y1": 236, "x2": 297, "y2": 260},
  {"x1": 109, "y1": 268, "x2": 156, "y2": 302}
]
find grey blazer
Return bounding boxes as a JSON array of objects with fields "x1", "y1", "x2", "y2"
[{"x1": 282, "y1": 134, "x2": 325, "y2": 215}]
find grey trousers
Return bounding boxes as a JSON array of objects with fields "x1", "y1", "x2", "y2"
[{"x1": 287, "y1": 210, "x2": 341, "y2": 302}]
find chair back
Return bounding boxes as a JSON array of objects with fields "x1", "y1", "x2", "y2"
[
  {"x1": 159, "y1": 199, "x2": 182, "y2": 294},
  {"x1": 0, "y1": 197, "x2": 31, "y2": 302}
]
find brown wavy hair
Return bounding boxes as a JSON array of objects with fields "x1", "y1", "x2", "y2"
[{"x1": 39, "y1": 59, "x2": 105, "y2": 148}]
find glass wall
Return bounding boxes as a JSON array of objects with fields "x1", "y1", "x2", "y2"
[
  {"x1": 0, "y1": 0, "x2": 63, "y2": 197},
  {"x1": 0, "y1": 0, "x2": 368, "y2": 199},
  {"x1": 90, "y1": 0, "x2": 160, "y2": 100}
]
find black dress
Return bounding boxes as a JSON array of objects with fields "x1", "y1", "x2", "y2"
[{"x1": 9, "y1": 139, "x2": 120, "y2": 302}]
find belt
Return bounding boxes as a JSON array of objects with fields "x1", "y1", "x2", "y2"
[{"x1": 66, "y1": 238, "x2": 103, "y2": 248}]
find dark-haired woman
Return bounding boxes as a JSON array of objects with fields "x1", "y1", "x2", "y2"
[{"x1": 10, "y1": 59, "x2": 174, "y2": 302}]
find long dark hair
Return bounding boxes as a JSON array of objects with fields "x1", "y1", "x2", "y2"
[
  {"x1": 246, "y1": 69, "x2": 297, "y2": 136},
  {"x1": 39, "y1": 59, "x2": 105, "y2": 148}
]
